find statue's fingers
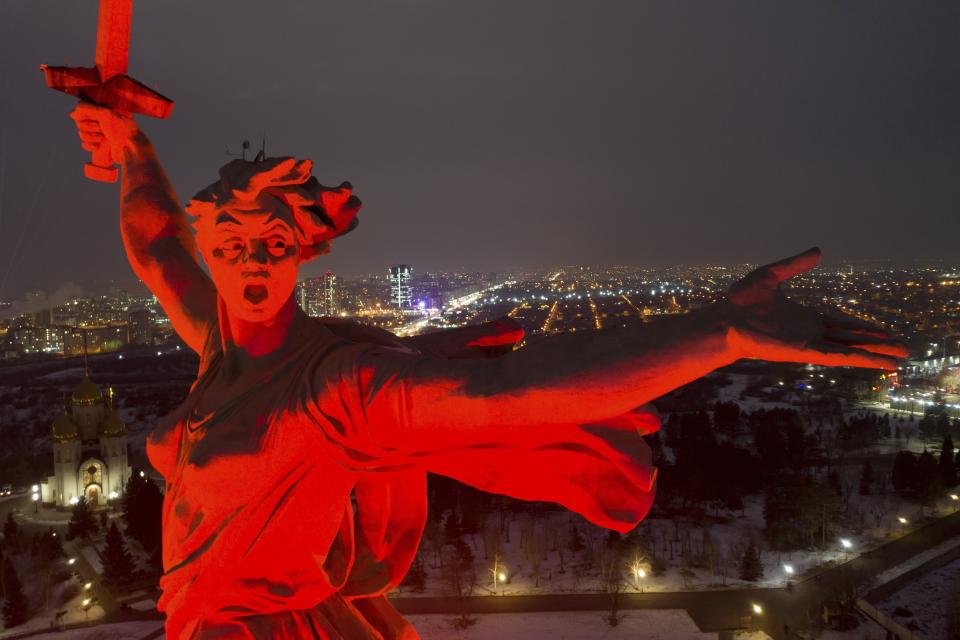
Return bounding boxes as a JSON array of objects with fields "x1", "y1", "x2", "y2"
[
  {"x1": 78, "y1": 131, "x2": 103, "y2": 143},
  {"x1": 728, "y1": 247, "x2": 820, "y2": 303},
  {"x1": 802, "y1": 341, "x2": 900, "y2": 371},
  {"x1": 822, "y1": 313, "x2": 890, "y2": 338},
  {"x1": 75, "y1": 120, "x2": 103, "y2": 134},
  {"x1": 70, "y1": 101, "x2": 108, "y2": 120},
  {"x1": 80, "y1": 140, "x2": 101, "y2": 152},
  {"x1": 823, "y1": 329, "x2": 909, "y2": 357},
  {"x1": 765, "y1": 247, "x2": 821, "y2": 283}
]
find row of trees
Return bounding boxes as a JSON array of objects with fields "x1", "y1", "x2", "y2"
[
  {"x1": 891, "y1": 434, "x2": 957, "y2": 499},
  {"x1": 1, "y1": 516, "x2": 65, "y2": 629}
]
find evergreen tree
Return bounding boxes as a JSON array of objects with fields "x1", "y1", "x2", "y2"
[
  {"x1": 442, "y1": 511, "x2": 461, "y2": 545},
  {"x1": 2, "y1": 556, "x2": 28, "y2": 627},
  {"x1": 917, "y1": 450, "x2": 941, "y2": 500},
  {"x1": 123, "y1": 475, "x2": 163, "y2": 552},
  {"x1": 939, "y1": 434, "x2": 957, "y2": 488},
  {"x1": 891, "y1": 451, "x2": 919, "y2": 495},
  {"x1": 102, "y1": 523, "x2": 136, "y2": 586},
  {"x1": 67, "y1": 496, "x2": 97, "y2": 540},
  {"x1": 859, "y1": 461, "x2": 875, "y2": 495},
  {"x1": 400, "y1": 556, "x2": 427, "y2": 592},
  {"x1": 2, "y1": 513, "x2": 19, "y2": 552},
  {"x1": 568, "y1": 523, "x2": 585, "y2": 555},
  {"x1": 739, "y1": 541, "x2": 763, "y2": 582},
  {"x1": 38, "y1": 528, "x2": 64, "y2": 564}
]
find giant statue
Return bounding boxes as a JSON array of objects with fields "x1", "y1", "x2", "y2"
[{"x1": 69, "y1": 101, "x2": 906, "y2": 639}]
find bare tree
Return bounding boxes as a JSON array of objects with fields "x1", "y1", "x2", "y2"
[{"x1": 524, "y1": 523, "x2": 549, "y2": 588}]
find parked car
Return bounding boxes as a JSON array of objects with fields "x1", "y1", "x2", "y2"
[{"x1": 0, "y1": 484, "x2": 12, "y2": 496}]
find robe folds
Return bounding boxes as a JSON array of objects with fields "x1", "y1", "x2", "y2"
[{"x1": 147, "y1": 310, "x2": 659, "y2": 639}]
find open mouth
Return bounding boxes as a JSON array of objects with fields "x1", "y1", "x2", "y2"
[{"x1": 244, "y1": 284, "x2": 268, "y2": 305}]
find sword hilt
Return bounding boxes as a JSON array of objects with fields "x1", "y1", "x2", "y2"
[
  {"x1": 85, "y1": 145, "x2": 119, "y2": 183},
  {"x1": 40, "y1": 65, "x2": 173, "y2": 183}
]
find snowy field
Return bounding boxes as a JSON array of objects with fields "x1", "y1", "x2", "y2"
[
  {"x1": 407, "y1": 610, "x2": 715, "y2": 640},
  {"x1": 27, "y1": 620, "x2": 163, "y2": 639},
  {"x1": 877, "y1": 556, "x2": 960, "y2": 640}
]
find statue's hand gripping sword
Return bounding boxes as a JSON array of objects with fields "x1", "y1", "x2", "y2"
[{"x1": 40, "y1": 0, "x2": 174, "y2": 183}]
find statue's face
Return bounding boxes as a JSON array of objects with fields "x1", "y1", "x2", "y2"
[{"x1": 200, "y1": 199, "x2": 300, "y2": 323}]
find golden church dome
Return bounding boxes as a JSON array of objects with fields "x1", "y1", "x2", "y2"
[
  {"x1": 72, "y1": 375, "x2": 103, "y2": 406},
  {"x1": 101, "y1": 407, "x2": 127, "y2": 437},
  {"x1": 52, "y1": 410, "x2": 79, "y2": 443}
]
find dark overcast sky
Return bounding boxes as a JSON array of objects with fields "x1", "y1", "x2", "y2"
[{"x1": 1, "y1": 1, "x2": 958, "y2": 297}]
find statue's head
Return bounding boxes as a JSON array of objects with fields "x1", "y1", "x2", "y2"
[{"x1": 187, "y1": 158, "x2": 360, "y2": 322}]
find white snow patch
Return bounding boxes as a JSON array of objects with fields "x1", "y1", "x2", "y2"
[
  {"x1": 28, "y1": 620, "x2": 163, "y2": 639},
  {"x1": 873, "y1": 535, "x2": 960, "y2": 586},
  {"x1": 407, "y1": 610, "x2": 715, "y2": 639},
  {"x1": 877, "y1": 555, "x2": 960, "y2": 640}
]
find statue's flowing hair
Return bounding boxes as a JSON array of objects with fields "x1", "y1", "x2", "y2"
[{"x1": 186, "y1": 157, "x2": 360, "y2": 263}]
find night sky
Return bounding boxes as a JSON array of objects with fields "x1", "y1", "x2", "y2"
[{"x1": 1, "y1": 1, "x2": 958, "y2": 298}]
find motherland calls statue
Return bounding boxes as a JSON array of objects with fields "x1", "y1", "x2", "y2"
[{"x1": 70, "y1": 102, "x2": 905, "y2": 639}]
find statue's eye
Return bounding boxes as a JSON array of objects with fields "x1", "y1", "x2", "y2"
[
  {"x1": 265, "y1": 238, "x2": 289, "y2": 257},
  {"x1": 220, "y1": 241, "x2": 244, "y2": 260}
]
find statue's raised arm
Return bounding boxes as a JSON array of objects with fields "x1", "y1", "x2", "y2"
[{"x1": 70, "y1": 102, "x2": 217, "y2": 354}]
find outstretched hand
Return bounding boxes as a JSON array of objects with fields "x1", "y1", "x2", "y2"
[{"x1": 721, "y1": 247, "x2": 907, "y2": 370}]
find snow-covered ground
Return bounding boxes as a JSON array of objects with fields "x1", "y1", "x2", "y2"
[
  {"x1": 407, "y1": 610, "x2": 716, "y2": 639},
  {"x1": 872, "y1": 535, "x2": 960, "y2": 586},
  {"x1": 27, "y1": 620, "x2": 163, "y2": 639},
  {"x1": 877, "y1": 556, "x2": 960, "y2": 640}
]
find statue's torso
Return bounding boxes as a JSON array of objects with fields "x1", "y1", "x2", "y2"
[{"x1": 146, "y1": 318, "x2": 361, "y2": 636}]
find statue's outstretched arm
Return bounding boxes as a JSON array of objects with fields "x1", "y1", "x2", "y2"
[
  {"x1": 71, "y1": 103, "x2": 217, "y2": 354},
  {"x1": 309, "y1": 249, "x2": 905, "y2": 458}
]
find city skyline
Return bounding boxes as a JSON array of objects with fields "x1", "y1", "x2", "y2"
[{"x1": 1, "y1": 1, "x2": 959, "y2": 299}]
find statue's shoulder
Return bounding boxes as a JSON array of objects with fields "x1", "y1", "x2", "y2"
[{"x1": 311, "y1": 317, "x2": 408, "y2": 350}]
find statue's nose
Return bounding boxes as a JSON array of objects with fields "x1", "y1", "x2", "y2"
[{"x1": 242, "y1": 239, "x2": 269, "y2": 264}]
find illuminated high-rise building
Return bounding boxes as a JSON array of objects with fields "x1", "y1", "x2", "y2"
[
  {"x1": 320, "y1": 271, "x2": 338, "y2": 316},
  {"x1": 389, "y1": 265, "x2": 413, "y2": 310},
  {"x1": 128, "y1": 308, "x2": 153, "y2": 346}
]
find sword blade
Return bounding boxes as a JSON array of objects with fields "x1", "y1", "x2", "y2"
[{"x1": 94, "y1": 0, "x2": 131, "y2": 80}]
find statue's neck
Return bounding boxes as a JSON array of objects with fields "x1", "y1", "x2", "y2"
[{"x1": 218, "y1": 294, "x2": 307, "y2": 376}]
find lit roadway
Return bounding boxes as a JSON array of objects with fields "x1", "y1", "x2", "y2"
[{"x1": 392, "y1": 508, "x2": 960, "y2": 639}]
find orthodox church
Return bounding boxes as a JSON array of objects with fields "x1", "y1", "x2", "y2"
[{"x1": 40, "y1": 373, "x2": 132, "y2": 508}]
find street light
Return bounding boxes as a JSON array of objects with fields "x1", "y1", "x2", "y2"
[
  {"x1": 839, "y1": 538, "x2": 852, "y2": 549},
  {"x1": 752, "y1": 603, "x2": 763, "y2": 615},
  {"x1": 783, "y1": 563, "x2": 795, "y2": 588},
  {"x1": 84, "y1": 582, "x2": 92, "y2": 591},
  {"x1": 67, "y1": 558, "x2": 75, "y2": 566}
]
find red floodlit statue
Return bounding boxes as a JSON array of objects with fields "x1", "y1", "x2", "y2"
[{"x1": 70, "y1": 102, "x2": 906, "y2": 638}]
